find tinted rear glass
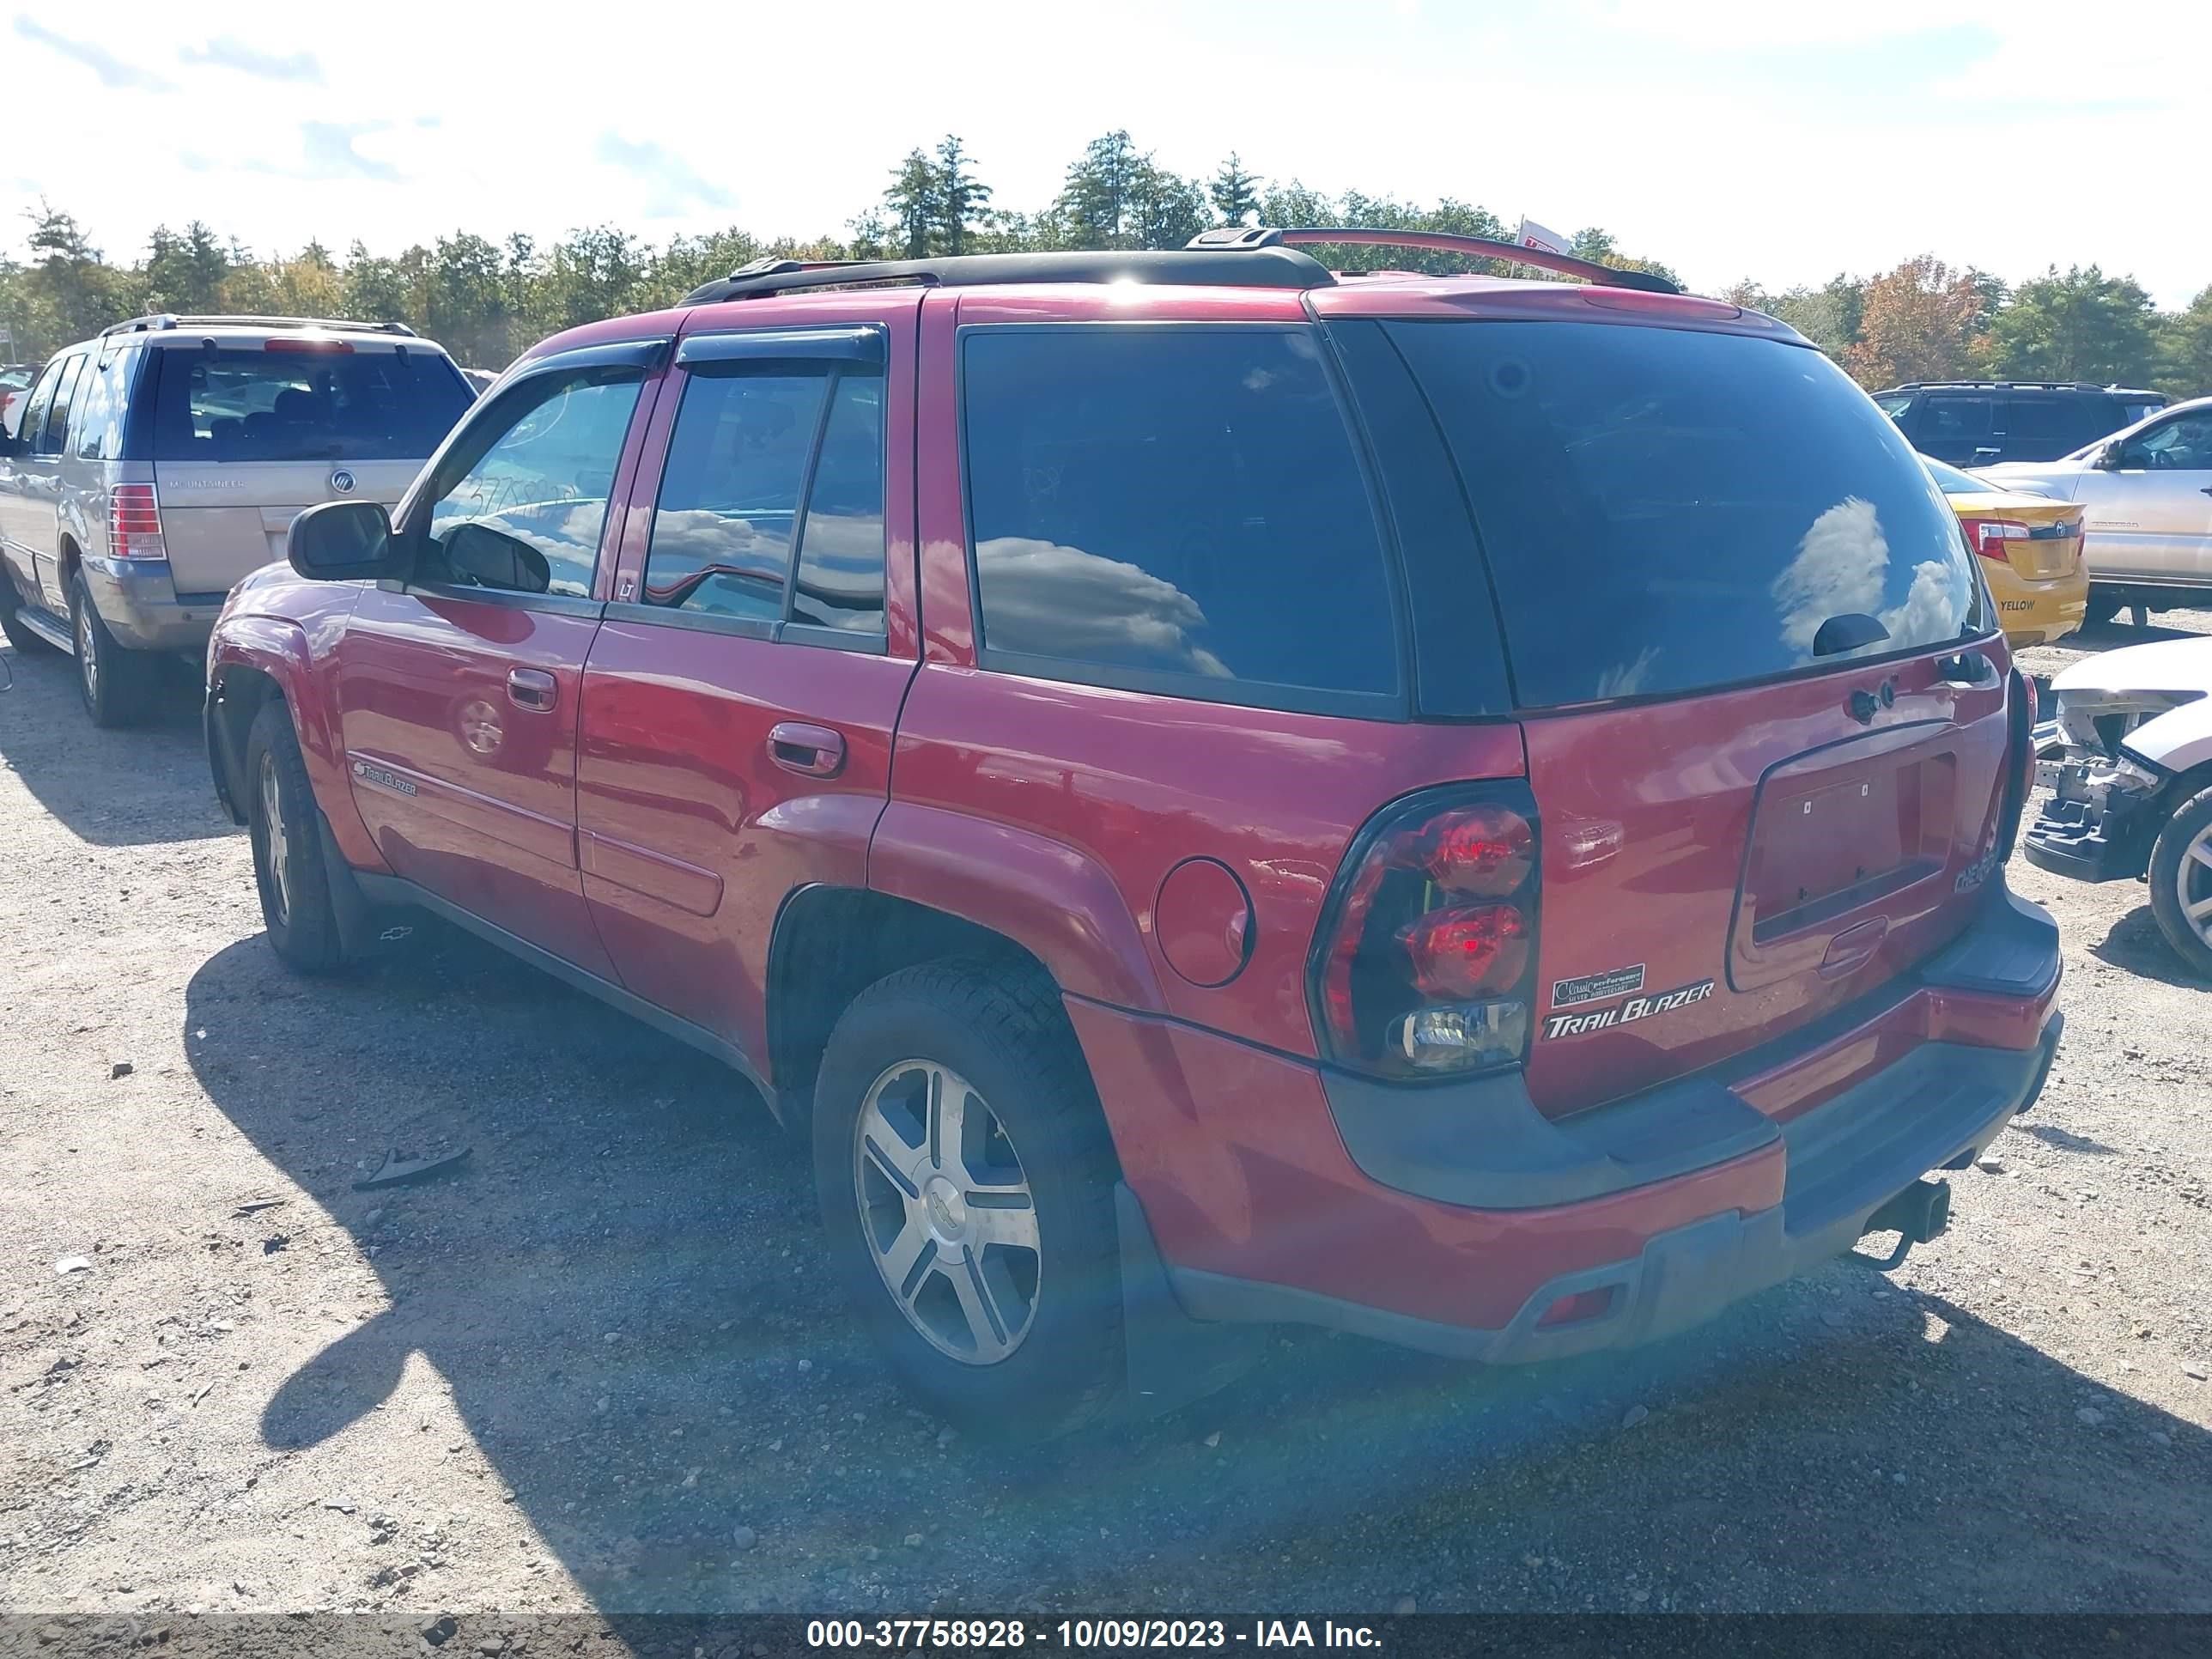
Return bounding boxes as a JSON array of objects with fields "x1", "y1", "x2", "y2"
[
  {"x1": 150, "y1": 346, "x2": 471, "y2": 463},
  {"x1": 2003, "y1": 395, "x2": 2117, "y2": 453},
  {"x1": 963, "y1": 327, "x2": 1397, "y2": 704},
  {"x1": 1388, "y1": 320, "x2": 1980, "y2": 707}
]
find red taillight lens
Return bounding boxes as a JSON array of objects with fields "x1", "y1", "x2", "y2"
[
  {"x1": 1412, "y1": 803, "x2": 1534, "y2": 895},
  {"x1": 108, "y1": 483, "x2": 167, "y2": 560},
  {"x1": 1964, "y1": 519, "x2": 2030, "y2": 563},
  {"x1": 1313, "y1": 787, "x2": 1540, "y2": 1079},
  {"x1": 1399, "y1": 904, "x2": 1530, "y2": 1000},
  {"x1": 2022, "y1": 672, "x2": 2038, "y2": 727}
]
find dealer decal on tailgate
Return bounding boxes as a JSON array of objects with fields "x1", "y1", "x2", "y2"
[{"x1": 1542, "y1": 978, "x2": 1717, "y2": 1041}]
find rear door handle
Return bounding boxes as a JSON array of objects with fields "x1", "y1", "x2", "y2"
[
  {"x1": 768, "y1": 721, "x2": 846, "y2": 778},
  {"x1": 507, "y1": 667, "x2": 558, "y2": 711}
]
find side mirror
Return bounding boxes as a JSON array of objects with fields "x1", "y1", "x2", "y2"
[
  {"x1": 2094, "y1": 443, "x2": 2132, "y2": 471},
  {"x1": 288, "y1": 500, "x2": 408, "y2": 582},
  {"x1": 442, "y1": 521, "x2": 551, "y2": 595},
  {"x1": 0, "y1": 434, "x2": 27, "y2": 460}
]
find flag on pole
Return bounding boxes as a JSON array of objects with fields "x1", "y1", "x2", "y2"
[{"x1": 1514, "y1": 217, "x2": 1571, "y2": 257}]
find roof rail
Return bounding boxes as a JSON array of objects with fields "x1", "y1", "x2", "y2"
[
  {"x1": 1191, "y1": 225, "x2": 1681, "y2": 295},
  {"x1": 100, "y1": 313, "x2": 417, "y2": 338},
  {"x1": 1881, "y1": 380, "x2": 2112, "y2": 394},
  {"x1": 683, "y1": 246, "x2": 1335, "y2": 306}
]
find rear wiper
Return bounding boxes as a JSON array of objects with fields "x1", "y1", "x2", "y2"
[{"x1": 1812, "y1": 613, "x2": 1890, "y2": 656}]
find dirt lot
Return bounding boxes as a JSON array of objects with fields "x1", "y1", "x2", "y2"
[{"x1": 2, "y1": 610, "x2": 2209, "y2": 1626}]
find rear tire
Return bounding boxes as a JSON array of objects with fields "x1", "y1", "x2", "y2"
[
  {"x1": 2081, "y1": 587, "x2": 2122, "y2": 628},
  {"x1": 70, "y1": 571, "x2": 160, "y2": 726},
  {"x1": 2147, "y1": 786, "x2": 2212, "y2": 981},
  {"x1": 811, "y1": 958, "x2": 1125, "y2": 1441},
  {"x1": 246, "y1": 699, "x2": 346, "y2": 974}
]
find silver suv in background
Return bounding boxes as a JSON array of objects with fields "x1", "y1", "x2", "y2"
[
  {"x1": 1979, "y1": 398, "x2": 2212, "y2": 626},
  {"x1": 0, "y1": 315, "x2": 474, "y2": 726}
]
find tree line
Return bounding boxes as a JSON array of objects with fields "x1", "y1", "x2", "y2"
[{"x1": 3, "y1": 129, "x2": 2207, "y2": 395}]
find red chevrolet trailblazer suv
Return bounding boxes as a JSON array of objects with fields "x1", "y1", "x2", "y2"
[{"x1": 204, "y1": 227, "x2": 2063, "y2": 1437}]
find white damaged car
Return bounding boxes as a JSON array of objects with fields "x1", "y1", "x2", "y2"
[{"x1": 2027, "y1": 637, "x2": 2212, "y2": 975}]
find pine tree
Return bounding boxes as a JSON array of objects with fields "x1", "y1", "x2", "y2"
[
  {"x1": 884, "y1": 149, "x2": 938, "y2": 260},
  {"x1": 933, "y1": 136, "x2": 992, "y2": 256},
  {"x1": 1209, "y1": 153, "x2": 1260, "y2": 227}
]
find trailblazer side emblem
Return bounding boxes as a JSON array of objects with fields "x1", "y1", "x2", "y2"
[
  {"x1": 1542, "y1": 977, "x2": 1716, "y2": 1041},
  {"x1": 351, "y1": 759, "x2": 416, "y2": 797}
]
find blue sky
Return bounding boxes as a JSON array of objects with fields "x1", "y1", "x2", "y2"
[{"x1": 5, "y1": 0, "x2": 2205, "y2": 307}]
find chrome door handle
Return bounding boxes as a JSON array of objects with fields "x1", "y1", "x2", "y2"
[
  {"x1": 507, "y1": 667, "x2": 558, "y2": 711},
  {"x1": 768, "y1": 721, "x2": 846, "y2": 778}
]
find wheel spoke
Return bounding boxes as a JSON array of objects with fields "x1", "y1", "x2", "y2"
[
  {"x1": 2186, "y1": 895, "x2": 2212, "y2": 924},
  {"x1": 950, "y1": 1250, "x2": 1015, "y2": 1359},
  {"x1": 929, "y1": 1068, "x2": 969, "y2": 1168},
  {"x1": 969, "y1": 1198, "x2": 1039, "y2": 1252},
  {"x1": 858, "y1": 1097, "x2": 926, "y2": 1198},
  {"x1": 2190, "y1": 839, "x2": 2212, "y2": 872},
  {"x1": 878, "y1": 1212, "x2": 933, "y2": 1297}
]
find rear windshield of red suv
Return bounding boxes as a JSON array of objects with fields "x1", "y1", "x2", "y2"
[
  {"x1": 149, "y1": 346, "x2": 472, "y2": 464},
  {"x1": 1387, "y1": 321, "x2": 1984, "y2": 708}
]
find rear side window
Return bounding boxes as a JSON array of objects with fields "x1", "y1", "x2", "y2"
[
  {"x1": 1389, "y1": 320, "x2": 1981, "y2": 707},
  {"x1": 1920, "y1": 396, "x2": 1992, "y2": 442},
  {"x1": 37, "y1": 356, "x2": 84, "y2": 456},
  {"x1": 2004, "y1": 396, "x2": 2113, "y2": 453},
  {"x1": 150, "y1": 345, "x2": 471, "y2": 463},
  {"x1": 71, "y1": 349, "x2": 136, "y2": 461},
  {"x1": 644, "y1": 364, "x2": 887, "y2": 636},
  {"x1": 962, "y1": 326, "x2": 1399, "y2": 706}
]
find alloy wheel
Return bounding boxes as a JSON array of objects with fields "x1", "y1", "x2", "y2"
[
  {"x1": 852, "y1": 1060, "x2": 1041, "y2": 1364},
  {"x1": 258, "y1": 753, "x2": 292, "y2": 926},
  {"x1": 76, "y1": 605, "x2": 96, "y2": 703},
  {"x1": 2179, "y1": 821, "x2": 2212, "y2": 950}
]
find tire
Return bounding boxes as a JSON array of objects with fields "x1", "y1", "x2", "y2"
[
  {"x1": 2147, "y1": 785, "x2": 2212, "y2": 981},
  {"x1": 1, "y1": 584, "x2": 57, "y2": 654},
  {"x1": 811, "y1": 958, "x2": 1125, "y2": 1440},
  {"x1": 2081, "y1": 587, "x2": 2123, "y2": 628},
  {"x1": 70, "y1": 570, "x2": 160, "y2": 726},
  {"x1": 245, "y1": 699, "x2": 346, "y2": 974}
]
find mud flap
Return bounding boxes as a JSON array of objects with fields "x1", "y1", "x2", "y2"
[
  {"x1": 313, "y1": 809, "x2": 416, "y2": 961},
  {"x1": 1115, "y1": 1183, "x2": 1266, "y2": 1419}
]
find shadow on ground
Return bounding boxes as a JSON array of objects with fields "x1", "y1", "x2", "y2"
[
  {"x1": 183, "y1": 926, "x2": 2212, "y2": 1616},
  {"x1": 0, "y1": 643, "x2": 232, "y2": 846},
  {"x1": 2090, "y1": 905, "x2": 2209, "y2": 991}
]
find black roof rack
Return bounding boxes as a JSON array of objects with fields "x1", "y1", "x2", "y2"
[
  {"x1": 683, "y1": 246, "x2": 1333, "y2": 305},
  {"x1": 100, "y1": 313, "x2": 417, "y2": 338},
  {"x1": 682, "y1": 223, "x2": 1683, "y2": 305},
  {"x1": 1208, "y1": 226, "x2": 1680, "y2": 295}
]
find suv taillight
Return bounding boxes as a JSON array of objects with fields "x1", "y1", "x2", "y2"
[
  {"x1": 1312, "y1": 787, "x2": 1540, "y2": 1079},
  {"x1": 109, "y1": 483, "x2": 167, "y2": 561},
  {"x1": 1962, "y1": 518, "x2": 2030, "y2": 564}
]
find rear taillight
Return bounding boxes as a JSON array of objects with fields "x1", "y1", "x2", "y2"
[
  {"x1": 1962, "y1": 519, "x2": 2030, "y2": 564},
  {"x1": 108, "y1": 483, "x2": 167, "y2": 561},
  {"x1": 1313, "y1": 787, "x2": 1540, "y2": 1079}
]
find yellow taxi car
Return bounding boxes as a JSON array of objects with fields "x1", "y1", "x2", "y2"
[{"x1": 1923, "y1": 455, "x2": 2087, "y2": 648}]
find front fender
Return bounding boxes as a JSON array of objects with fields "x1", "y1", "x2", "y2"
[
  {"x1": 207, "y1": 613, "x2": 382, "y2": 870},
  {"x1": 867, "y1": 801, "x2": 1166, "y2": 1012},
  {"x1": 2125, "y1": 696, "x2": 2212, "y2": 778}
]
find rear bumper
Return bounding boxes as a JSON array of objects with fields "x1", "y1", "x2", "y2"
[
  {"x1": 1083, "y1": 884, "x2": 2062, "y2": 1364},
  {"x1": 79, "y1": 556, "x2": 226, "y2": 653},
  {"x1": 2024, "y1": 742, "x2": 2161, "y2": 882}
]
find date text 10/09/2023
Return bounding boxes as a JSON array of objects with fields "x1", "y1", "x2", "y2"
[{"x1": 806, "y1": 1620, "x2": 1385, "y2": 1650}]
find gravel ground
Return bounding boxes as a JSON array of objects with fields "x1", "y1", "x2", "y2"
[{"x1": 2, "y1": 609, "x2": 2209, "y2": 1625}]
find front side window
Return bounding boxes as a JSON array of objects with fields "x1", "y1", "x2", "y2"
[
  {"x1": 642, "y1": 361, "x2": 888, "y2": 635},
  {"x1": 2130, "y1": 411, "x2": 2212, "y2": 471},
  {"x1": 1390, "y1": 319, "x2": 1981, "y2": 707},
  {"x1": 1920, "y1": 397, "x2": 1992, "y2": 441},
  {"x1": 422, "y1": 368, "x2": 644, "y2": 598},
  {"x1": 962, "y1": 327, "x2": 1397, "y2": 702},
  {"x1": 13, "y1": 360, "x2": 64, "y2": 451}
]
